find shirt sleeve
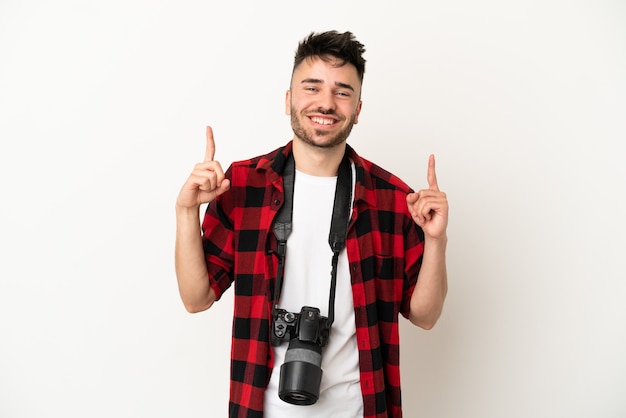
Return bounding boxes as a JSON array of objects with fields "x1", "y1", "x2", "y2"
[
  {"x1": 400, "y1": 220, "x2": 425, "y2": 318},
  {"x1": 201, "y1": 176, "x2": 236, "y2": 301}
]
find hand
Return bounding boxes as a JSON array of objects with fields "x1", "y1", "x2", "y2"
[
  {"x1": 176, "y1": 126, "x2": 231, "y2": 210},
  {"x1": 406, "y1": 154, "x2": 448, "y2": 240}
]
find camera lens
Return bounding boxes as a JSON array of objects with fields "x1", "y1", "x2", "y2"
[{"x1": 278, "y1": 338, "x2": 323, "y2": 405}]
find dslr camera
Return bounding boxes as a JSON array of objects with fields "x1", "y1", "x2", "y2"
[{"x1": 271, "y1": 306, "x2": 331, "y2": 405}]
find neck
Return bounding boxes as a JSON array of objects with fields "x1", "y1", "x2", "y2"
[{"x1": 291, "y1": 138, "x2": 347, "y2": 177}]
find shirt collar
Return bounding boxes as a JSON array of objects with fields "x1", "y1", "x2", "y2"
[{"x1": 255, "y1": 141, "x2": 377, "y2": 208}]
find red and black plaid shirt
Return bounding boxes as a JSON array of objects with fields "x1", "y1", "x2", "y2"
[{"x1": 203, "y1": 141, "x2": 424, "y2": 418}]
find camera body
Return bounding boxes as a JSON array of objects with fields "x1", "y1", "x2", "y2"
[
  {"x1": 271, "y1": 306, "x2": 331, "y2": 405},
  {"x1": 272, "y1": 306, "x2": 330, "y2": 347}
]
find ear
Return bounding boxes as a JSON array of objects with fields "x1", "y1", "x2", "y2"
[
  {"x1": 285, "y1": 90, "x2": 291, "y2": 115},
  {"x1": 353, "y1": 100, "x2": 363, "y2": 124}
]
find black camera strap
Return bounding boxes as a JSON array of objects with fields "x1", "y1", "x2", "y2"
[{"x1": 272, "y1": 152, "x2": 352, "y2": 328}]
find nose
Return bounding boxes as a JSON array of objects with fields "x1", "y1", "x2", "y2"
[{"x1": 315, "y1": 89, "x2": 337, "y2": 113}]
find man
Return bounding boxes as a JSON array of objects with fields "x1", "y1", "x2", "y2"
[{"x1": 175, "y1": 30, "x2": 448, "y2": 418}]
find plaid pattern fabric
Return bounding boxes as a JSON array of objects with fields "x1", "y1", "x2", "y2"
[{"x1": 202, "y1": 141, "x2": 424, "y2": 418}]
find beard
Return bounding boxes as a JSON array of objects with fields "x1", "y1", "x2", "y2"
[{"x1": 290, "y1": 106, "x2": 357, "y2": 149}]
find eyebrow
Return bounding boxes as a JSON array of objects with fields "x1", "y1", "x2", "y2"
[{"x1": 300, "y1": 78, "x2": 355, "y2": 92}]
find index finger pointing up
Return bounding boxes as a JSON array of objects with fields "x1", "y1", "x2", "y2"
[
  {"x1": 204, "y1": 125, "x2": 216, "y2": 162},
  {"x1": 427, "y1": 154, "x2": 440, "y2": 191}
]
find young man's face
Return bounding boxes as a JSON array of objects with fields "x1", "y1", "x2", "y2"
[{"x1": 286, "y1": 56, "x2": 363, "y2": 150}]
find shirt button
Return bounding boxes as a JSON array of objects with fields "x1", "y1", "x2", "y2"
[{"x1": 274, "y1": 199, "x2": 280, "y2": 205}]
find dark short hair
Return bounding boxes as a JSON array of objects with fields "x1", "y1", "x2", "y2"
[{"x1": 293, "y1": 30, "x2": 366, "y2": 83}]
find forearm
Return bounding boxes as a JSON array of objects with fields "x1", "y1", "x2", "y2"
[
  {"x1": 409, "y1": 235, "x2": 448, "y2": 329},
  {"x1": 175, "y1": 205, "x2": 216, "y2": 313}
]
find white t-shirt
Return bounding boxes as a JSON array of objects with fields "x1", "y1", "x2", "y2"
[{"x1": 264, "y1": 168, "x2": 363, "y2": 417}]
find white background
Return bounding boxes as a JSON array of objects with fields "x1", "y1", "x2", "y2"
[{"x1": 1, "y1": 1, "x2": 625, "y2": 417}]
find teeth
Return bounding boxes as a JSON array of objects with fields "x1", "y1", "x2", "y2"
[{"x1": 311, "y1": 116, "x2": 335, "y2": 125}]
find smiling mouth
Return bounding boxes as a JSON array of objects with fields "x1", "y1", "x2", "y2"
[{"x1": 310, "y1": 116, "x2": 337, "y2": 125}]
